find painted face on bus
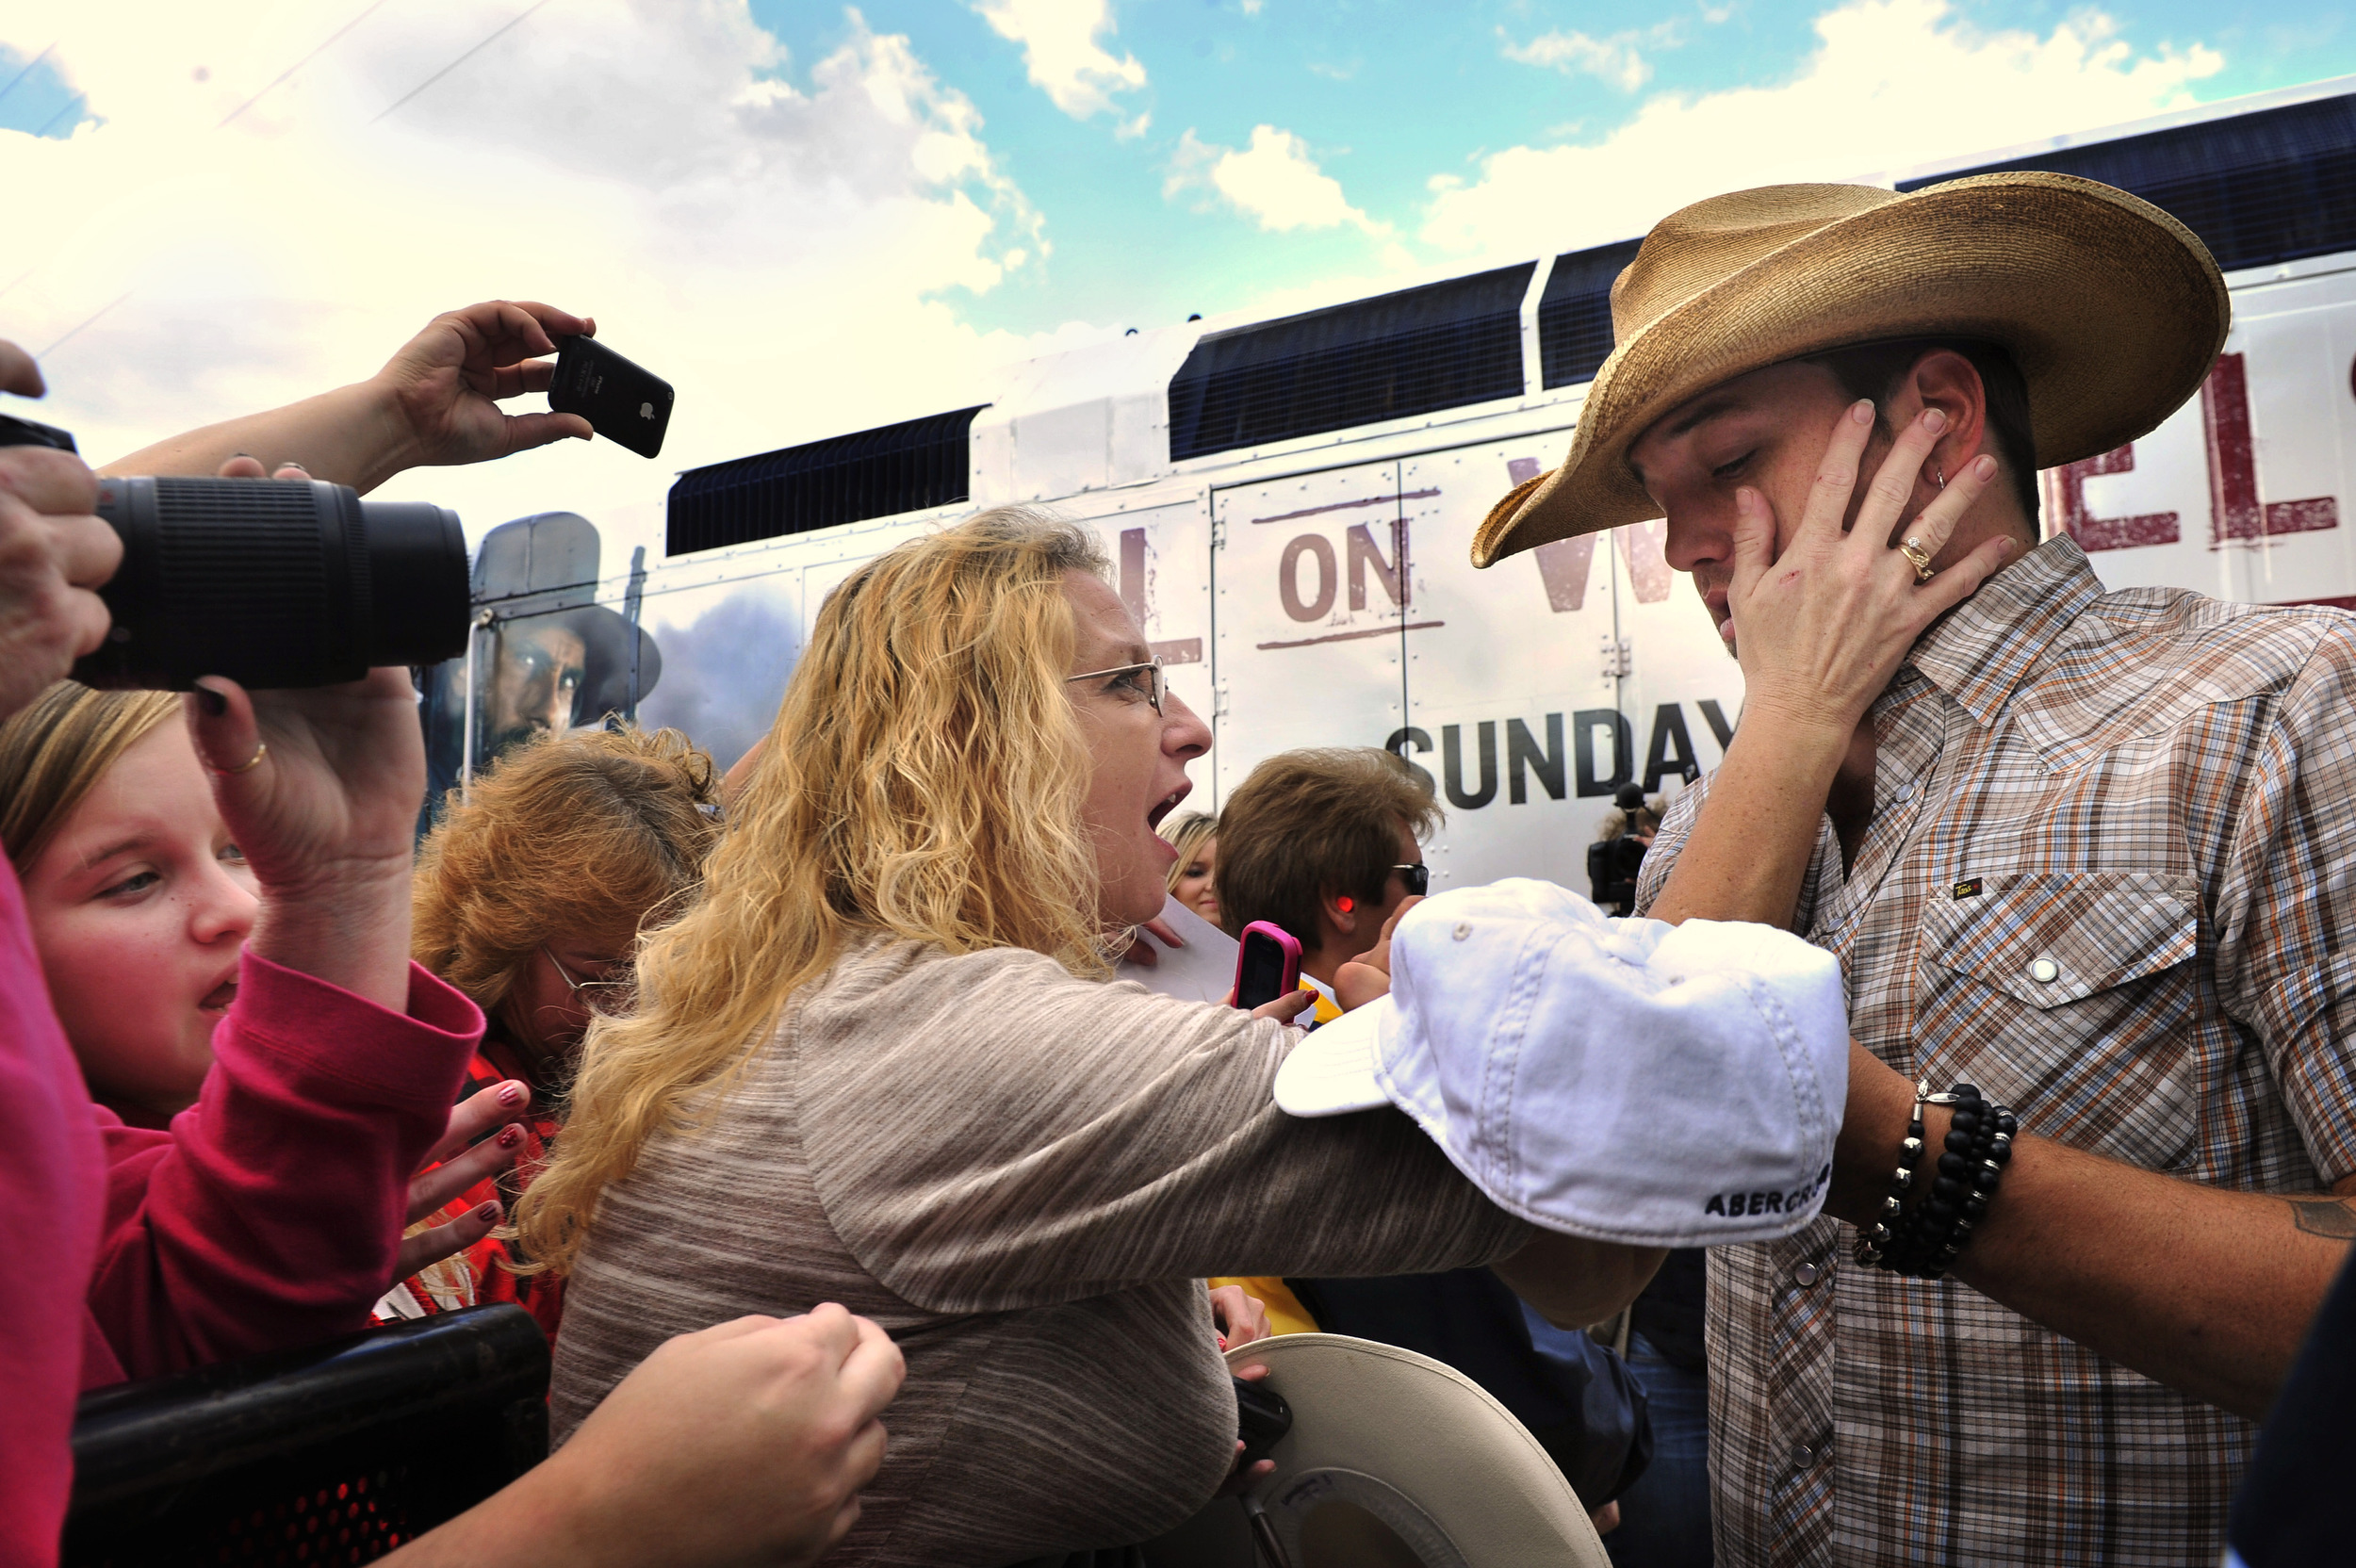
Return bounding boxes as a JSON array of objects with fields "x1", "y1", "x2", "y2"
[
  {"x1": 1062, "y1": 569, "x2": 1214, "y2": 930},
  {"x1": 1627, "y1": 359, "x2": 1863, "y2": 656},
  {"x1": 20, "y1": 721, "x2": 258, "y2": 1119},
  {"x1": 486, "y1": 622, "x2": 588, "y2": 753}
]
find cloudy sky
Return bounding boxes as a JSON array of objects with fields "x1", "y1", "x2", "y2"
[{"x1": 0, "y1": 0, "x2": 2346, "y2": 546}]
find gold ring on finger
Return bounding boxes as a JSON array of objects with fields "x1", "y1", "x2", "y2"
[
  {"x1": 1898, "y1": 539, "x2": 1935, "y2": 583},
  {"x1": 213, "y1": 743, "x2": 268, "y2": 776}
]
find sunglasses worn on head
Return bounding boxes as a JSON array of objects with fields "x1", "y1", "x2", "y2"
[
  {"x1": 1392, "y1": 864, "x2": 1430, "y2": 897},
  {"x1": 1065, "y1": 659, "x2": 1169, "y2": 716}
]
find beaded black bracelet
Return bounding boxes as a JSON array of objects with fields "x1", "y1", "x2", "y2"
[
  {"x1": 1852, "y1": 1081, "x2": 1931, "y2": 1268},
  {"x1": 1869, "y1": 1082, "x2": 2016, "y2": 1281}
]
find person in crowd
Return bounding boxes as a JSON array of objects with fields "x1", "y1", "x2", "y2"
[
  {"x1": 0, "y1": 677, "x2": 532, "y2": 1291},
  {"x1": 1213, "y1": 746, "x2": 1436, "y2": 1025},
  {"x1": 0, "y1": 294, "x2": 622, "y2": 1354},
  {"x1": 1474, "y1": 175, "x2": 2356, "y2": 1563},
  {"x1": 391, "y1": 724, "x2": 722, "y2": 1329},
  {"x1": 1587, "y1": 781, "x2": 1661, "y2": 917},
  {"x1": 519, "y1": 509, "x2": 1664, "y2": 1567},
  {"x1": 0, "y1": 335, "x2": 904, "y2": 1568},
  {"x1": 1210, "y1": 745, "x2": 1651, "y2": 1530},
  {"x1": 1156, "y1": 808, "x2": 1220, "y2": 924}
]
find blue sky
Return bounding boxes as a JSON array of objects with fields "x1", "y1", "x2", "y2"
[
  {"x1": 743, "y1": 0, "x2": 2353, "y2": 337},
  {"x1": 0, "y1": 0, "x2": 2348, "y2": 542}
]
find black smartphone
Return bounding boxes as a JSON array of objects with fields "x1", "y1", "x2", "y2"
[
  {"x1": 549, "y1": 335, "x2": 675, "y2": 459},
  {"x1": 1232, "y1": 921, "x2": 1303, "y2": 1010},
  {"x1": 1234, "y1": 1375, "x2": 1293, "y2": 1467}
]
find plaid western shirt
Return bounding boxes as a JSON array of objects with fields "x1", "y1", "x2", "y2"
[{"x1": 1634, "y1": 536, "x2": 2356, "y2": 1568}]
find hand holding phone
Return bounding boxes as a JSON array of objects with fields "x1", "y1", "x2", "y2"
[
  {"x1": 549, "y1": 335, "x2": 676, "y2": 458},
  {"x1": 1231, "y1": 922, "x2": 1303, "y2": 1010}
]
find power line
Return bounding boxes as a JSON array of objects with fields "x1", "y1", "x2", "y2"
[
  {"x1": 38, "y1": 292, "x2": 129, "y2": 359},
  {"x1": 370, "y1": 0, "x2": 553, "y2": 125},
  {"x1": 0, "y1": 41, "x2": 55, "y2": 108},
  {"x1": 217, "y1": 0, "x2": 396, "y2": 129},
  {"x1": 32, "y1": 91, "x2": 85, "y2": 138}
]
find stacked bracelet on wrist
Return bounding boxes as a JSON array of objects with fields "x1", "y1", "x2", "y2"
[
  {"x1": 1853, "y1": 1082, "x2": 1930, "y2": 1268},
  {"x1": 1853, "y1": 1079, "x2": 2016, "y2": 1280}
]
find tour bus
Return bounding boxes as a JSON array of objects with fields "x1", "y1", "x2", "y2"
[{"x1": 430, "y1": 74, "x2": 2356, "y2": 896}]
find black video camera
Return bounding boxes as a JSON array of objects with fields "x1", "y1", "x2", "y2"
[{"x1": 0, "y1": 413, "x2": 469, "y2": 690}]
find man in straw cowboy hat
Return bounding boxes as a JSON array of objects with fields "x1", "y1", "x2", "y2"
[{"x1": 1475, "y1": 174, "x2": 2356, "y2": 1566}]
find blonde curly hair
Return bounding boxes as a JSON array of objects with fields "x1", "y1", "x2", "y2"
[{"x1": 516, "y1": 508, "x2": 1109, "y2": 1274}]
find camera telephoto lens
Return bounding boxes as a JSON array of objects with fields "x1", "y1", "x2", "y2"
[{"x1": 72, "y1": 477, "x2": 470, "y2": 692}]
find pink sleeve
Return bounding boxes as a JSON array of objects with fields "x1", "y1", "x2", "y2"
[
  {"x1": 83, "y1": 951, "x2": 483, "y2": 1385},
  {"x1": 0, "y1": 864, "x2": 106, "y2": 1568}
]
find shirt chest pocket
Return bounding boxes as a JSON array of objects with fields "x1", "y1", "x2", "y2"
[{"x1": 1917, "y1": 871, "x2": 2203, "y2": 1171}]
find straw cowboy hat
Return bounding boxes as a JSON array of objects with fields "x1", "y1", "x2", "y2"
[
  {"x1": 1471, "y1": 172, "x2": 2230, "y2": 566},
  {"x1": 1150, "y1": 1335, "x2": 1611, "y2": 1568}
]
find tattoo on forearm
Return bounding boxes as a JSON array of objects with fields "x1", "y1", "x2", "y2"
[{"x1": 2289, "y1": 1200, "x2": 2356, "y2": 1240}]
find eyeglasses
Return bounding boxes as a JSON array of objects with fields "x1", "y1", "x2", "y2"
[
  {"x1": 1391, "y1": 864, "x2": 1430, "y2": 897},
  {"x1": 1064, "y1": 658, "x2": 1168, "y2": 717},
  {"x1": 543, "y1": 946, "x2": 632, "y2": 999}
]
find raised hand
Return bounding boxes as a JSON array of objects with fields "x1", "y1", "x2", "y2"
[
  {"x1": 0, "y1": 339, "x2": 121, "y2": 721},
  {"x1": 1724, "y1": 400, "x2": 2011, "y2": 742},
  {"x1": 1334, "y1": 894, "x2": 1421, "y2": 1011},
  {"x1": 392, "y1": 1079, "x2": 535, "y2": 1284},
  {"x1": 373, "y1": 299, "x2": 597, "y2": 467}
]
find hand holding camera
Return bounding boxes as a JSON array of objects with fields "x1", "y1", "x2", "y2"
[{"x1": 0, "y1": 340, "x2": 121, "y2": 721}]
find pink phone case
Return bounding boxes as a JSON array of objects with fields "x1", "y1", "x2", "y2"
[{"x1": 1232, "y1": 921, "x2": 1303, "y2": 1008}]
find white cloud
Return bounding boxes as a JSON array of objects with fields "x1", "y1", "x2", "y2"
[
  {"x1": 970, "y1": 0, "x2": 1147, "y2": 122},
  {"x1": 1500, "y1": 26, "x2": 1661, "y2": 93},
  {"x1": 1166, "y1": 124, "x2": 1386, "y2": 236},
  {"x1": 1427, "y1": 0, "x2": 2223, "y2": 261},
  {"x1": 0, "y1": 0, "x2": 1055, "y2": 549}
]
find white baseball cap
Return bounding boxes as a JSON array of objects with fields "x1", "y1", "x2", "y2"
[{"x1": 1274, "y1": 879, "x2": 1849, "y2": 1248}]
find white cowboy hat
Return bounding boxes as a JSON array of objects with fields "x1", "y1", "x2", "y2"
[{"x1": 1146, "y1": 1334, "x2": 1612, "y2": 1568}]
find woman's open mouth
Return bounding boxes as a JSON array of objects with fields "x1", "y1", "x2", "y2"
[
  {"x1": 1147, "y1": 784, "x2": 1189, "y2": 832},
  {"x1": 199, "y1": 978, "x2": 237, "y2": 1014}
]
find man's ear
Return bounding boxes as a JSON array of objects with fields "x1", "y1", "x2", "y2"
[
  {"x1": 1905, "y1": 349, "x2": 1990, "y2": 482},
  {"x1": 1321, "y1": 889, "x2": 1360, "y2": 939}
]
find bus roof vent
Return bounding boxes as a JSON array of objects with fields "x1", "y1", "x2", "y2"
[
  {"x1": 1536, "y1": 237, "x2": 1644, "y2": 390},
  {"x1": 665, "y1": 405, "x2": 988, "y2": 557},
  {"x1": 1898, "y1": 88, "x2": 2356, "y2": 274},
  {"x1": 1166, "y1": 262, "x2": 1534, "y2": 461}
]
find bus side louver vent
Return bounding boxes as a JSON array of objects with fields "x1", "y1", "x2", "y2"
[
  {"x1": 1167, "y1": 264, "x2": 1534, "y2": 462},
  {"x1": 1536, "y1": 238, "x2": 1644, "y2": 390},
  {"x1": 665, "y1": 406, "x2": 988, "y2": 557},
  {"x1": 1898, "y1": 89, "x2": 2356, "y2": 274}
]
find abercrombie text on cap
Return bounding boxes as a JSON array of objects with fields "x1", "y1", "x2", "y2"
[{"x1": 1707, "y1": 1163, "x2": 1831, "y2": 1219}]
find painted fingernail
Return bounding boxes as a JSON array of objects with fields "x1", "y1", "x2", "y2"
[
  {"x1": 194, "y1": 683, "x2": 227, "y2": 717},
  {"x1": 498, "y1": 1124, "x2": 525, "y2": 1148},
  {"x1": 1974, "y1": 454, "x2": 1999, "y2": 480},
  {"x1": 497, "y1": 1082, "x2": 527, "y2": 1107},
  {"x1": 1852, "y1": 400, "x2": 1874, "y2": 424},
  {"x1": 1922, "y1": 408, "x2": 1946, "y2": 433},
  {"x1": 476, "y1": 1200, "x2": 501, "y2": 1222}
]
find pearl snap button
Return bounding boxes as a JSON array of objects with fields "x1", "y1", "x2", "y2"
[
  {"x1": 2029, "y1": 957, "x2": 2060, "y2": 984},
  {"x1": 1794, "y1": 1262, "x2": 1822, "y2": 1287},
  {"x1": 1453, "y1": 923, "x2": 1472, "y2": 940}
]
